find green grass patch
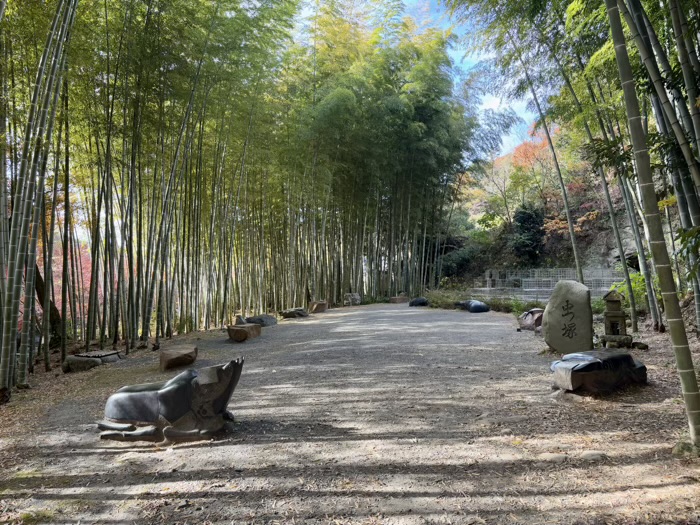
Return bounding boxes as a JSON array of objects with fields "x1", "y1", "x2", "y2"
[
  {"x1": 19, "y1": 510, "x2": 56, "y2": 524},
  {"x1": 425, "y1": 289, "x2": 545, "y2": 317}
]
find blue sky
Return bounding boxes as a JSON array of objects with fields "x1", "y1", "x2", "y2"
[{"x1": 403, "y1": 0, "x2": 534, "y2": 154}]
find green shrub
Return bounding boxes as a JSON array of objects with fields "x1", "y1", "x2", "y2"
[
  {"x1": 611, "y1": 271, "x2": 661, "y2": 315},
  {"x1": 591, "y1": 297, "x2": 605, "y2": 314},
  {"x1": 425, "y1": 289, "x2": 465, "y2": 309}
]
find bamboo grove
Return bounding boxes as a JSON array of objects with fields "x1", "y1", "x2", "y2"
[
  {"x1": 0, "y1": 1, "x2": 488, "y2": 401},
  {"x1": 445, "y1": 0, "x2": 700, "y2": 445}
]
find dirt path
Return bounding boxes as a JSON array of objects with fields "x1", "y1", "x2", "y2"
[{"x1": 1, "y1": 304, "x2": 699, "y2": 524}]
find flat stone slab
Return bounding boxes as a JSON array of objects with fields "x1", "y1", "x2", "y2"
[
  {"x1": 550, "y1": 350, "x2": 647, "y2": 393},
  {"x1": 63, "y1": 350, "x2": 123, "y2": 373},
  {"x1": 389, "y1": 296, "x2": 409, "y2": 303},
  {"x1": 227, "y1": 323, "x2": 262, "y2": 342},
  {"x1": 310, "y1": 301, "x2": 328, "y2": 313},
  {"x1": 160, "y1": 346, "x2": 198, "y2": 371}
]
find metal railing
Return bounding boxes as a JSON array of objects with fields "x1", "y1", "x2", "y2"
[{"x1": 471, "y1": 268, "x2": 625, "y2": 302}]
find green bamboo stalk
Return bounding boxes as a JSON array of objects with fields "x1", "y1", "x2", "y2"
[
  {"x1": 606, "y1": 0, "x2": 700, "y2": 446},
  {"x1": 618, "y1": 0, "x2": 700, "y2": 187}
]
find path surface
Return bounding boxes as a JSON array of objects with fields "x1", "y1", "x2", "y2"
[{"x1": 1, "y1": 304, "x2": 699, "y2": 524}]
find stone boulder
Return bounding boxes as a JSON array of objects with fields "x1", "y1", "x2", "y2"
[
  {"x1": 227, "y1": 324, "x2": 262, "y2": 342},
  {"x1": 409, "y1": 297, "x2": 429, "y2": 307},
  {"x1": 343, "y1": 293, "x2": 361, "y2": 306},
  {"x1": 543, "y1": 280, "x2": 593, "y2": 354},
  {"x1": 245, "y1": 314, "x2": 278, "y2": 327},
  {"x1": 234, "y1": 315, "x2": 247, "y2": 326},
  {"x1": 281, "y1": 308, "x2": 309, "y2": 319},
  {"x1": 467, "y1": 300, "x2": 490, "y2": 313},
  {"x1": 310, "y1": 301, "x2": 328, "y2": 313},
  {"x1": 160, "y1": 346, "x2": 198, "y2": 372},
  {"x1": 62, "y1": 355, "x2": 103, "y2": 373},
  {"x1": 455, "y1": 300, "x2": 490, "y2": 313}
]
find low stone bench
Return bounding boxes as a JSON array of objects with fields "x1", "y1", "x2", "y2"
[
  {"x1": 310, "y1": 301, "x2": 328, "y2": 313},
  {"x1": 389, "y1": 296, "x2": 409, "y2": 303},
  {"x1": 227, "y1": 323, "x2": 262, "y2": 342},
  {"x1": 160, "y1": 346, "x2": 198, "y2": 371},
  {"x1": 62, "y1": 350, "x2": 122, "y2": 373}
]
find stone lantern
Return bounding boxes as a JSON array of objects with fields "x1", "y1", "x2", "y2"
[{"x1": 603, "y1": 290, "x2": 627, "y2": 336}]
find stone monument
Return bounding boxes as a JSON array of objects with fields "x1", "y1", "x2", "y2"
[{"x1": 542, "y1": 280, "x2": 593, "y2": 353}]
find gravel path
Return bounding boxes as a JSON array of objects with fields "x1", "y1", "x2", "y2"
[{"x1": 1, "y1": 304, "x2": 699, "y2": 524}]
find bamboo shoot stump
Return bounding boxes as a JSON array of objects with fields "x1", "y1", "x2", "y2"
[{"x1": 227, "y1": 323, "x2": 261, "y2": 343}]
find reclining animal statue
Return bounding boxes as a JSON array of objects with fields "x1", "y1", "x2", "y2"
[{"x1": 98, "y1": 358, "x2": 244, "y2": 444}]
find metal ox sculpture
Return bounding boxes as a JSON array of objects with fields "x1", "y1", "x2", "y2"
[{"x1": 98, "y1": 358, "x2": 244, "y2": 444}]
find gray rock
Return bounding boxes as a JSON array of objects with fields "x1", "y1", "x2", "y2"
[
  {"x1": 468, "y1": 300, "x2": 489, "y2": 313},
  {"x1": 62, "y1": 356, "x2": 103, "y2": 373},
  {"x1": 281, "y1": 308, "x2": 309, "y2": 319},
  {"x1": 245, "y1": 314, "x2": 278, "y2": 327},
  {"x1": 543, "y1": 280, "x2": 593, "y2": 354},
  {"x1": 537, "y1": 452, "x2": 568, "y2": 463},
  {"x1": 343, "y1": 293, "x2": 361, "y2": 306},
  {"x1": 579, "y1": 450, "x2": 606, "y2": 462},
  {"x1": 455, "y1": 299, "x2": 490, "y2": 313}
]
